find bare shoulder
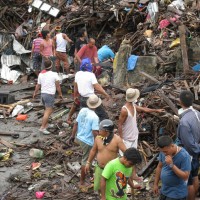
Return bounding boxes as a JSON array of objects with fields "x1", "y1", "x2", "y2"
[{"x1": 113, "y1": 134, "x2": 122, "y2": 142}]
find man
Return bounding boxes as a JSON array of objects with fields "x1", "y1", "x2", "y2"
[
  {"x1": 68, "y1": 94, "x2": 101, "y2": 191},
  {"x1": 118, "y1": 88, "x2": 164, "y2": 150},
  {"x1": 85, "y1": 119, "x2": 127, "y2": 193},
  {"x1": 53, "y1": 26, "x2": 73, "y2": 74},
  {"x1": 177, "y1": 90, "x2": 200, "y2": 200},
  {"x1": 31, "y1": 33, "x2": 43, "y2": 76},
  {"x1": 33, "y1": 60, "x2": 63, "y2": 134},
  {"x1": 76, "y1": 38, "x2": 101, "y2": 77},
  {"x1": 101, "y1": 147, "x2": 142, "y2": 200},
  {"x1": 66, "y1": 58, "x2": 109, "y2": 124},
  {"x1": 98, "y1": 45, "x2": 115, "y2": 63},
  {"x1": 153, "y1": 135, "x2": 191, "y2": 200},
  {"x1": 118, "y1": 88, "x2": 164, "y2": 181},
  {"x1": 74, "y1": 28, "x2": 88, "y2": 72},
  {"x1": 40, "y1": 30, "x2": 55, "y2": 69}
]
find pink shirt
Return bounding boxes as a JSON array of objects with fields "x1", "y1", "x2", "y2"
[
  {"x1": 40, "y1": 39, "x2": 53, "y2": 57},
  {"x1": 77, "y1": 45, "x2": 98, "y2": 63},
  {"x1": 33, "y1": 38, "x2": 43, "y2": 53}
]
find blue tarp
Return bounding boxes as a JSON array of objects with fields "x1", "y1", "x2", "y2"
[{"x1": 127, "y1": 55, "x2": 139, "y2": 71}]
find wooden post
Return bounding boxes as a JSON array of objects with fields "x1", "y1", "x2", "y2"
[{"x1": 178, "y1": 25, "x2": 190, "y2": 74}]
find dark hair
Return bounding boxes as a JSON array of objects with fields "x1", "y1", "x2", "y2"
[
  {"x1": 78, "y1": 28, "x2": 86, "y2": 37},
  {"x1": 158, "y1": 136, "x2": 173, "y2": 148},
  {"x1": 180, "y1": 90, "x2": 194, "y2": 107},
  {"x1": 124, "y1": 147, "x2": 142, "y2": 164},
  {"x1": 44, "y1": 59, "x2": 52, "y2": 70},
  {"x1": 41, "y1": 30, "x2": 50, "y2": 39}
]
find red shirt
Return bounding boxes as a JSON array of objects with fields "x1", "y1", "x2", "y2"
[{"x1": 77, "y1": 45, "x2": 98, "y2": 63}]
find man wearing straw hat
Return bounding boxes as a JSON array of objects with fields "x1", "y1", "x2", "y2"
[
  {"x1": 118, "y1": 88, "x2": 164, "y2": 180},
  {"x1": 68, "y1": 94, "x2": 102, "y2": 192},
  {"x1": 53, "y1": 26, "x2": 73, "y2": 74}
]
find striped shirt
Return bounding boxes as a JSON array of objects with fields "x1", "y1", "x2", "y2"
[{"x1": 33, "y1": 38, "x2": 43, "y2": 53}]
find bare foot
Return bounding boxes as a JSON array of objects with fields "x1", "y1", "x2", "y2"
[{"x1": 66, "y1": 118, "x2": 72, "y2": 124}]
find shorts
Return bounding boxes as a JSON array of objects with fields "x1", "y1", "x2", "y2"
[
  {"x1": 41, "y1": 93, "x2": 55, "y2": 108},
  {"x1": 94, "y1": 164, "x2": 104, "y2": 191},
  {"x1": 76, "y1": 138, "x2": 92, "y2": 166},
  {"x1": 159, "y1": 194, "x2": 186, "y2": 200},
  {"x1": 33, "y1": 53, "x2": 42, "y2": 70},
  {"x1": 119, "y1": 139, "x2": 138, "y2": 156},
  {"x1": 41, "y1": 56, "x2": 55, "y2": 69},
  {"x1": 188, "y1": 157, "x2": 199, "y2": 185}
]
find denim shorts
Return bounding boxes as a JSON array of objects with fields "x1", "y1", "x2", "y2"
[{"x1": 41, "y1": 93, "x2": 55, "y2": 108}]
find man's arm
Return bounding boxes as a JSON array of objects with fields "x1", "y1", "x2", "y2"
[
  {"x1": 52, "y1": 39, "x2": 55, "y2": 56},
  {"x1": 31, "y1": 42, "x2": 34, "y2": 58},
  {"x1": 179, "y1": 125, "x2": 200, "y2": 155},
  {"x1": 63, "y1": 34, "x2": 73, "y2": 43},
  {"x1": 76, "y1": 46, "x2": 85, "y2": 63},
  {"x1": 85, "y1": 139, "x2": 98, "y2": 173},
  {"x1": 74, "y1": 82, "x2": 79, "y2": 99},
  {"x1": 118, "y1": 136, "x2": 127, "y2": 152},
  {"x1": 118, "y1": 108, "x2": 128, "y2": 138},
  {"x1": 153, "y1": 161, "x2": 162, "y2": 195},
  {"x1": 40, "y1": 43, "x2": 45, "y2": 57},
  {"x1": 135, "y1": 105, "x2": 164, "y2": 113},
  {"x1": 165, "y1": 155, "x2": 190, "y2": 181},
  {"x1": 33, "y1": 84, "x2": 41, "y2": 98},
  {"x1": 100, "y1": 177, "x2": 107, "y2": 200},
  {"x1": 55, "y1": 81, "x2": 63, "y2": 99},
  {"x1": 53, "y1": 36, "x2": 57, "y2": 55},
  {"x1": 93, "y1": 83, "x2": 109, "y2": 100}
]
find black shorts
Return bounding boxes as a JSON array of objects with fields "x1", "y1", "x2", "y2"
[
  {"x1": 188, "y1": 157, "x2": 199, "y2": 185},
  {"x1": 160, "y1": 194, "x2": 186, "y2": 200}
]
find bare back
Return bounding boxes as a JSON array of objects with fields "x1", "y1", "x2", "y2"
[{"x1": 96, "y1": 134, "x2": 126, "y2": 168}]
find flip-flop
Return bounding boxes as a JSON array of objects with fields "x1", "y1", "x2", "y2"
[{"x1": 79, "y1": 184, "x2": 94, "y2": 193}]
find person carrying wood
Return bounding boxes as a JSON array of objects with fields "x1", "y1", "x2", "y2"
[
  {"x1": 53, "y1": 26, "x2": 73, "y2": 74},
  {"x1": 33, "y1": 60, "x2": 63, "y2": 135},
  {"x1": 153, "y1": 135, "x2": 191, "y2": 200}
]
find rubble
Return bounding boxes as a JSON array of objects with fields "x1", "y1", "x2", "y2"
[{"x1": 0, "y1": 0, "x2": 200, "y2": 199}]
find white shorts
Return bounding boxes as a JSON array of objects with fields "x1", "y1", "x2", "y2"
[{"x1": 119, "y1": 139, "x2": 138, "y2": 156}]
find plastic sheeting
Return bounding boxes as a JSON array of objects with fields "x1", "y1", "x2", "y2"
[
  {"x1": 1, "y1": 55, "x2": 21, "y2": 82},
  {"x1": 13, "y1": 38, "x2": 31, "y2": 54}
]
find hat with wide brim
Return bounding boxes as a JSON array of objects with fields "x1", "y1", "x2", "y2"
[
  {"x1": 126, "y1": 88, "x2": 140, "y2": 102},
  {"x1": 55, "y1": 26, "x2": 61, "y2": 31},
  {"x1": 86, "y1": 94, "x2": 102, "y2": 109}
]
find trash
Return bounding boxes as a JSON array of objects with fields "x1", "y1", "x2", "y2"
[
  {"x1": 32, "y1": 162, "x2": 41, "y2": 170},
  {"x1": 169, "y1": 38, "x2": 180, "y2": 48},
  {"x1": 16, "y1": 114, "x2": 28, "y2": 121},
  {"x1": 35, "y1": 191, "x2": 45, "y2": 199},
  {"x1": 67, "y1": 162, "x2": 81, "y2": 172},
  {"x1": 29, "y1": 148, "x2": 44, "y2": 159},
  {"x1": 0, "y1": 149, "x2": 13, "y2": 161},
  {"x1": 11, "y1": 105, "x2": 24, "y2": 117}
]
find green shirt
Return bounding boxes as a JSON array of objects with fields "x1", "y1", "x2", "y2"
[{"x1": 102, "y1": 158, "x2": 132, "y2": 200}]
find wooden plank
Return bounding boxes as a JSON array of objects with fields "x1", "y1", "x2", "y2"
[
  {"x1": 139, "y1": 71, "x2": 161, "y2": 84},
  {"x1": 157, "y1": 90, "x2": 178, "y2": 115},
  {"x1": 178, "y1": 25, "x2": 190, "y2": 74}
]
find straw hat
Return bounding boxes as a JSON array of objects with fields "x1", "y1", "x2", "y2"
[
  {"x1": 126, "y1": 88, "x2": 140, "y2": 102},
  {"x1": 55, "y1": 26, "x2": 61, "y2": 31},
  {"x1": 87, "y1": 94, "x2": 102, "y2": 109}
]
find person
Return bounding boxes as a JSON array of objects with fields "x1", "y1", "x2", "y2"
[
  {"x1": 153, "y1": 135, "x2": 191, "y2": 200},
  {"x1": 85, "y1": 119, "x2": 127, "y2": 193},
  {"x1": 100, "y1": 147, "x2": 142, "y2": 200},
  {"x1": 40, "y1": 30, "x2": 55, "y2": 69},
  {"x1": 76, "y1": 38, "x2": 101, "y2": 77},
  {"x1": 33, "y1": 60, "x2": 63, "y2": 134},
  {"x1": 66, "y1": 58, "x2": 109, "y2": 124},
  {"x1": 177, "y1": 90, "x2": 200, "y2": 200},
  {"x1": 118, "y1": 88, "x2": 164, "y2": 181},
  {"x1": 98, "y1": 45, "x2": 115, "y2": 63},
  {"x1": 118, "y1": 88, "x2": 164, "y2": 150},
  {"x1": 30, "y1": 33, "x2": 43, "y2": 76},
  {"x1": 74, "y1": 29, "x2": 88, "y2": 72},
  {"x1": 53, "y1": 26, "x2": 73, "y2": 74},
  {"x1": 67, "y1": 94, "x2": 102, "y2": 191}
]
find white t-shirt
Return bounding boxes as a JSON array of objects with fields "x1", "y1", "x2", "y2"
[
  {"x1": 75, "y1": 71, "x2": 98, "y2": 97},
  {"x1": 38, "y1": 71, "x2": 59, "y2": 95}
]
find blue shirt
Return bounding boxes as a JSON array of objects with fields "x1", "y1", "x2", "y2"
[
  {"x1": 178, "y1": 108, "x2": 200, "y2": 158},
  {"x1": 159, "y1": 148, "x2": 191, "y2": 199},
  {"x1": 98, "y1": 45, "x2": 115, "y2": 62},
  {"x1": 76, "y1": 107, "x2": 99, "y2": 146}
]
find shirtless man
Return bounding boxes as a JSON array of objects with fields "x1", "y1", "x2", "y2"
[{"x1": 85, "y1": 119, "x2": 127, "y2": 193}]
